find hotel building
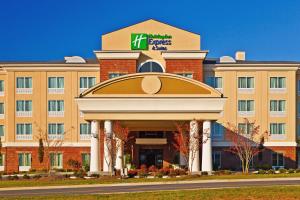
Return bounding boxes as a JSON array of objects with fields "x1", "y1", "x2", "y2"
[{"x1": 0, "y1": 19, "x2": 299, "y2": 173}]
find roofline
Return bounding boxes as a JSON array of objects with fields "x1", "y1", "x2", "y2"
[{"x1": 0, "y1": 63, "x2": 99, "y2": 67}]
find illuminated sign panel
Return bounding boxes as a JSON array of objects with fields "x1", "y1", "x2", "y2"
[{"x1": 131, "y1": 33, "x2": 172, "y2": 50}]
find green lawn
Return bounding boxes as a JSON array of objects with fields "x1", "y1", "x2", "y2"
[
  {"x1": 1, "y1": 186, "x2": 300, "y2": 200},
  {"x1": 1, "y1": 173, "x2": 300, "y2": 188}
]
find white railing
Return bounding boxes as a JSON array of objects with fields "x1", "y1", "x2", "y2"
[
  {"x1": 269, "y1": 88, "x2": 286, "y2": 94},
  {"x1": 238, "y1": 88, "x2": 255, "y2": 94},
  {"x1": 48, "y1": 134, "x2": 64, "y2": 140},
  {"x1": 48, "y1": 88, "x2": 64, "y2": 94},
  {"x1": 16, "y1": 134, "x2": 33, "y2": 140},
  {"x1": 16, "y1": 111, "x2": 32, "y2": 117},
  {"x1": 0, "y1": 91, "x2": 4, "y2": 96},
  {"x1": 270, "y1": 111, "x2": 286, "y2": 117},
  {"x1": 19, "y1": 166, "x2": 31, "y2": 172},
  {"x1": 0, "y1": 114, "x2": 4, "y2": 119},
  {"x1": 238, "y1": 111, "x2": 255, "y2": 117},
  {"x1": 80, "y1": 134, "x2": 91, "y2": 140},
  {"x1": 16, "y1": 88, "x2": 32, "y2": 94},
  {"x1": 48, "y1": 111, "x2": 64, "y2": 117}
]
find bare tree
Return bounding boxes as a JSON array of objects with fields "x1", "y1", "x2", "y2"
[{"x1": 225, "y1": 118, "x2": 268, "y2": 173}]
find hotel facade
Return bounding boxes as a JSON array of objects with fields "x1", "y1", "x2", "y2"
[{"x1": 0, "y1": 19, "x2": 299, "y2": 173}]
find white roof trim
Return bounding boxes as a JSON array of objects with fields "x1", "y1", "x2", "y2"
[
  {"x1": 94, "y1": 51, "x2": 141, "y2": 59},
  {"x1": 162, "y1": 52, "x2": 207, "y2": 59}
]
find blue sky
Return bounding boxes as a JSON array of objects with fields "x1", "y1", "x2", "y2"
[{"x1": 0, "y1": 0, "x2": 300, "y2": 61}]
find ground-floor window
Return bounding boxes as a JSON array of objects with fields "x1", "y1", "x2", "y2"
[
  {"x1": 81, "y1": 153, "x2": 90, "y2": 167},
  {"x1": 213, "y1": 151, "x2": 221, "y2": 170},
  {"x1": 272, "y1": 152, "x2": 284, "y2": 168},
  {"x1": 50, "y1": 153, "x2": 63, "y2": 169},
  {"x1": 18, "y1": 153, "x2": 31, "y2": 167},
  {"x1": 0, "y1": 154, "x2": 4, "y2": 166}
]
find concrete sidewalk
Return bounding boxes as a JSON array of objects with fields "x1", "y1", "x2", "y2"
[{"x1": 1, "y1": 177, "x2": 300, "y2": 191}]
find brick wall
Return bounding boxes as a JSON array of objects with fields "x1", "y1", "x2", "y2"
[
  {"x1": 99, "y1": 59, "x2": 137, "y2": 81},
  {"x1": 165, "y1": 59, "x2": 204, "y2": 82}
]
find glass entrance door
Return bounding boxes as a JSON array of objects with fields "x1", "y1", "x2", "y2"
[{"x1": 139, "y1": 149, "x2": 163, "y2": 168}]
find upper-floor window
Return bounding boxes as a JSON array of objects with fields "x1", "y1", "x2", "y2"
[
  {"x1": 176, "y1": 73, "x2": 193, "y2": 79},
  {"x1": 108, "y1": 73, "x2": 126, "y2": 79},
  {"x1": 16, "y1": 123, "x2": 32, "y2": 140},
  {"x1": 238, "y1": 123, "x2": 253, "y2": 135},
  {"x1": 80, "y1": 123, "x2": 91, "y2": 140},
  {"x1": 48, "y1": 123, "x2": 64, "y2": 140},
  {"x1": 0, "y1": 102, "x2": 4, "y2": 118},
  {"x1": 79, "y1": 77, "x2": 96, "y2": 92},
  {"x1": 0, "y1": 80, "x2": 4, "y2": 96},
  {"x1": 16, "y1": 77, "x2": 32, "y2": 94},
  {"x1": 138, "y1": 61, "x2": 164, "y2": 73},
  {"x1": 205, "y1": 77, "x2": 223, "y2": 89},
  {"x1": 270, "y1": 100, "x2": 286, "y2": 117},
  {"x1": 48, "y1": 100, "x2": 64, "y2": 117},
  {"x1": 238, "y1": 77, "x2": 254, "y2": 89},
  {"x1": 270, "y1": 77, "x2": 286, "y2": 89},
  {"x1": 270, "y1": 123, "x2": 286, "y2": 140},
  {"x1": 0, "y1": 125, "x2": 4, "y2": 137},
  {"x1": 48, "y1": 77, "x2": 64, "y2": 94},
  {"x1": 272, "y1": 152, "x2": 284, "y2": 168},
  {"x1": 238, "y1": 100, "x2": 254, "y2": 116},
  {"x1": 16, "y1": 100, "x2": 32, "y2": 117}
]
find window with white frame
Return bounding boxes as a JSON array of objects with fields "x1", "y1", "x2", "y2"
[
  {"x1": 238, "y1": 123, "x2": 253, "y2": 135},
  {"x1": 238, "y1": 100, "x2": 254, "y2": 116},
  {"x1": 272, "y1": 152, "x2": 284, "y2": 168},
  {"x1": 176, "y1": 73, "x2": 193, "y2": 79},
  {"x1": 0, "y1": 125, "x2": 4, "y2": 137},
  {"x1": 213, "y1": 151, "x2": 221, "y2": 170},
  {"x1": 0, "y1": 154, "x2": 4, "y2": 167},
  {"x1": 79, "y1": 77, "x2": 96, "y2": 92},
  {"x1": 270, "y1": 123, "x2": 286, "y2": 138},
  {"x1": 18, "y1": 153, "x2": 31, "y2": 167},
  {"x1": 80, "y1": 123, "x2": 91, "y2": 140},
  {"x1": 48, "y1": 77, "x2": 64, "y2": 94},
  {"x1": 81, "y1": 153, "x2": 90, "y2": 167},
  {"x1": 108, "y1": 73, "x2": 126, "y2": 79},
  {"x1": 205, "y1": 77, "x2": 223, "y2": 89},
  {"x1": 16, "y1": 77, "x2": 32, "y2": 94},
  {"x1": 0, "y1": 80, "x2": 4, "y2": 96},
  {"x1": 48, "y1": 123, "x2": 64, "y2": 139},
  {"x1": 212, "y1": 122, "x2": 224, "y2": 140},
  {"x1": 238, "y1": 77, "x2": 254, "y2": 89},
  {"x1": 270, "y1": 77, "x2": 286, "y2": 89},
  {"x1": 16, "y1": 100, "x2": 32, "y2": 117},
  {"x1": 48, "y1": 100, "x2": 64, "y2": 117},
  {"x1": 16, "y1": 123, "x2": 32, "y2": 140},
  {"x1": 270, "y1": 100, "x2": 286, "y2": 117},
  {"x1": 50, "y1": 153, "x2": 63, "y2": 169},
  {"x1": 0, "y1": 102, "x2": 4, "y2": 118}
]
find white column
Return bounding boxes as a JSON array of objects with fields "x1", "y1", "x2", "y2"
[
  {"x1": 115, "y1": 137, "x2": 123, "y2": 170},
  {"x1": 189, "y1": 120, "x2": 200, "y2": 173},
  {"x1": 103, "y1": 120, "x2": 113, "y2": 174},
  {"x1": 202, "y1": 120, "x2": 212, "y2": 172},
  {"x1": 90, "y1": 120, "x2": 99, "y2": 174}
]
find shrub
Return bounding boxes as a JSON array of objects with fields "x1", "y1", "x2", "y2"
[
  {"x1": 29, "y1": 168, "x2": 36, "y2": 173},
  {"x1": 33, "y1": 174, "x2": 42, "y2": 179},
  {"x1": 295, "y1": 169, "x2": 300, "y2": 173},
  {"x1": 155, "y1": 172, "x2": 163, "y2": 178},
  {"x1": 8, "y1": 175, "x2": 19, "y2": 180},
  {"x1": 23, "y1": 174, "x2": 30, "y2": 179},
  {"x1": 267, "y1": 169, "x2": 275, "y2": 174},
  {"x1": 256, "y1": 164, "x2": 272, "y2": 170},
  {"x1": 83, "y1": 164, "x2": 90, "y2": 172},
  {"x1": 169, "y1": 169, "x2": 177, "y2": 177},
  {"x1": 258, "y1": 169, "x2": 266, "y2": 174},
  {"x1": 137, "y1": 168, "x2": 148, "y2": 178},
  {"x1": 67, "y1": 159, "x2": 81, "y2": 170},
  {"x1": 174, "y1": 168, "x2": 186, "y2": 176},
  {"x1": 201, "y1": 171, "x2": 208, "y2": 176},
  {"x1": 148, "y1": 165, "x2": 158, "y2": 172},
  {"x1": 288, "y1": 169, "x2": 295, "y2": 174},
  {"x1": 279, "y1": 168, "x2": 287, "y2": 174},
  {"x1": 74, "y1": 169, "x2": 86, "y2": 178},
  {"x1": 159, "y1": 167, "x2": 170, "y2": 176},
  {"x1": 128, "y1": 169, "x2": 137, "y2": 178},
  {"x1": 90, "y1": 173, "x2": 99, "y2": 178}
]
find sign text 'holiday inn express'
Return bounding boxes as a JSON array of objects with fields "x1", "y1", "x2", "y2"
[{"x1": 131, "y1": 33, "x2": 172, "y2": 50}]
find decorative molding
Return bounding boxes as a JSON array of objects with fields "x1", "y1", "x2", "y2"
[
  {"x1": 162, "y1": 51, "x2": 207, "y2": 59},
  {"x1": 94, "y1": 51, "x2": 140, "y2": 59},
  {"x1": 2, "y1": 142, "x2": 90, "y2": 147}
]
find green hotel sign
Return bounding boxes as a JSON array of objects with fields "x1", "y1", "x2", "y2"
[{"x1": 131, "y1": 33, "x2": 172, "y2": 50}]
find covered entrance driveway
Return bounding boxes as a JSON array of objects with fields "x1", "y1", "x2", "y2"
[{"x1": 76, "y1": 73, "x2": 226, "y2": 174}]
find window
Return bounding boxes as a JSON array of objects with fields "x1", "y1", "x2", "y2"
[
  {"x1": 48, "y1": 123, "x2": 64, "y2": 139},
  {"x1": 138, "y1": 61, "x2": 164, "y2": 73},
  {"x1": 0, "y1": 125, "x2": 4, "y2": 137},
  {"x1": 212, "y1": 122, "x2": 224, "y2": 140},
  {"x1": 48, "y1": 100, "x2": 64, "y2": 117},
  {"x1": 270, "y1": 100, "x2": 286, "y2": 112},
  {"x1": 16, "y1": 77, "x2": 32, "y2": 94},
  {"x1": 16, "y1": 123, "x2": 32, "y2": 140},
  {"x1": 298, "y1": 124, "x2": 300, "y2": 138},
  {"x1": 50, "y1": 153, "x2": 63, "y2": 169},
  {"x1": 176, "y1": 73, "x2": 193, "y2": 79},
  {"x1": 0, "y1": 154, "x2": 4, "y2": 167},
  {"x1": 108, "y1": 73, "x2": 126, "y2": 79},
  {"x1": 0, "y1": 80, "x2": 4, "y2": 96},
  {"x1": 16, "y1": 100, "x2": 32, "y2": 117},
  {"x1": 205, "y1": 77, "x2": 223, "y2": 89},
  {"x1": 238, "y1": 123, "x2": 253, "y2": 135},
  {"x1": 272, "y1": 152, "x2": 284, "y2": 167},
  {"x1": 80, "y1": 77, "x2": 96, "y2": 91},
  {"x1": 270, "y1": 123, "x2": 285, "y2": 135},
  {"x1": 238, "y1": 100, "x2": 254, "y2": 112},
  {"x1": 0, "y1": 102, "x2": 4, "y2": 118},
  {"x1": 298, "y1": 80, "x2": 300, "y2": 95},
  {"x1": 213, "y1": 151, "x2": 221, "y2": 170},
  {"x1": 81, "y1": 153, "x2": 90, "y2": 167},
  {"x1": 48, "y1": 77, "x2": 64, "y2": 94},
  {"x1": 298, "y1": 102, "x2": 300, "y2": 118},
  {"x1": 238, "y1": 77, "x2": 254, "y2": 88},
  {"x1": 18, "y1": 153, "x2": 31, "y2": 167},
  {"x1": 80, "y1": 123, "x2": 91, "y2": 140},
  {"x1": 270, "y1": 77, "x2": 286, "y2": 89}
]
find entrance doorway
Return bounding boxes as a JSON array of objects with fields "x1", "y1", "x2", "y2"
[{"x1": 139, "y1": 149, "x2": 163, "y2": 168}]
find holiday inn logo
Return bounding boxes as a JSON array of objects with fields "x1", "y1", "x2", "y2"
[{"x1": 131, "y1": 33, "x2": 148, "y2": 50}]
